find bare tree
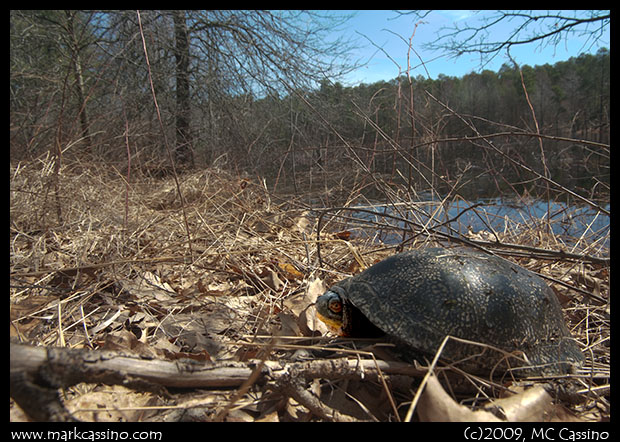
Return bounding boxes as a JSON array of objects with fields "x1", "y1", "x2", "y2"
[
  {"x1": 62, "y1": 11, "x2": 94, "y2": 151},
  {"x1": 187, "y1": 11, "x2": 357, "y2": 93},
  {"x1": 405, "y1": 10, "x2": 610, "y2": 67},
  {"x1": 11, "y1": 10, "x2": 359, "y2": 168},
  {"x1": 10, "y1": 10, "x2": 100, "y2": 156},
  {"x1": 141, "y1": 10, "x2": 359, "y2": 166},
  {"x1": 172, "y1": 10, "x2": 193, "y2": 166}
]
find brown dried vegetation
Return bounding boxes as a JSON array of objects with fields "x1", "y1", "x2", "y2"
[{"x1": 10, "y1": 156, "x2": 609, "y2": 422}]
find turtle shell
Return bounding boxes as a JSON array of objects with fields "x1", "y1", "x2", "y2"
[{"x1": 317, "y1": 248, "x2": 584, "y2": 376}]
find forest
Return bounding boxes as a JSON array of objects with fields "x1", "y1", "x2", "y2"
[
  {"x1": 255, "y1": 50, "x2": 610, "y2": 199},
  {"x1": 10, "y1": 10, "x2": 609, "y2": 201},
  {"x1": 10, "y1": 10, "x2": 609, "y2": 423}
]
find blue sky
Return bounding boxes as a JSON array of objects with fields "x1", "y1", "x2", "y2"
[{"x1": 332, "y1": 10, "x2": 610, "y2": 84}]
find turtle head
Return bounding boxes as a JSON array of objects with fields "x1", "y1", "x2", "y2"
[
  {"x1": 316, "y1": 285, "x2": 384, "y2": 338},
  {"x1": 315, "y1": 289, "x2": 346, "y2": 335}
]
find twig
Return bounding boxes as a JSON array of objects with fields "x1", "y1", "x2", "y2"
[
  {"x1": 136, "y1": 10, "x2": 194, "y2": 261},
  {"x1": 508, "y1": 49, "x2": 552, "y2": 234}
]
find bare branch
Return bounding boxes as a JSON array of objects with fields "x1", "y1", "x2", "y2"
[{"x1": 404, "y1": 10, "x2": 610, "y2": 66}]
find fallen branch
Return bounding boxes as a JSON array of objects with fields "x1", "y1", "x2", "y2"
[{"x1": 10, "y1": 342, "x2": 424, "y2": 422}]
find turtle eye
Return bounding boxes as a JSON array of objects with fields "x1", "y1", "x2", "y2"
[{"x1": 328, "y1": 298, "x2": 342, "y2": 314}]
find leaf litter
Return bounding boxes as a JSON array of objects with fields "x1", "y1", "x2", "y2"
[{"x1": 10, "y1": 157, "x2": 609, "y2": 421}]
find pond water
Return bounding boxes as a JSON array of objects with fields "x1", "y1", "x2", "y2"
[{"x1": 340, "y1": 197, "x2": 610, "y2": 253}]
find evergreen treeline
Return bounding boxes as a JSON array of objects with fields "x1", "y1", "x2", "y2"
[{"x1": 248, "y1": 49, "x2": 609, "y2": 198}]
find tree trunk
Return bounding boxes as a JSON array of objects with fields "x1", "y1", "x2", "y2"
[
  {"x1": 64, "y1": 11, "x2": 92, "y2": 151},
  {"x1": 172, "y1": 10, "x2": 193, "y2": 166}
]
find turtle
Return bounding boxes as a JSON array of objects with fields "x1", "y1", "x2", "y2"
[{"x1": 315, "y1": 247, "x2": 584, "y2": 376}]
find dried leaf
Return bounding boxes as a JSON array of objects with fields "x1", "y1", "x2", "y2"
[
  {"x1": 162, "y1": 348, "x2": 211, "y2": 363},
  {"x1": 417, "y1": 374, "x2": 501, "y2": 422},
  {"x1": 100, "y1": 330, "x2": 159, "y2": 358},
  {"x1": 66, "y1": 385, "x2": 159, "y2": 422},
  {"x1": 260, "y1": 268, "x2": 283, "y2": 291},
  {"x1": 278, "y1": 312, "x2": 301, "y2": 337},
  {"x1": 333, "y1": 230, "x2": 352, "y2": 240},
  {"x1": 276, "y1": 262, "x2": 304, "y2": 280},
  {"x1": 485, "y1": 385, "x2": 581, "y2": 422},
  {"x1": 293, "y1": 212, "x2": 313, "y2": 235},
  {"x1": 306, "y1": 277, "x2": 326, "y2": 303},
  {"x1": 117, "y1": 272, "x2": 176, "y2": 303},
  {"x1": 286, "y1": 278, "x2": 330, "y2": 336},
  {"x1": 283, "y1": 291, "x2": 310, "y2": 318}
]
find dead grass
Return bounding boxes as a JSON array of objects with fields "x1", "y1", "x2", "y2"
[{"x1": 10, "y1": 156, "x2": 609, "y2": 422}]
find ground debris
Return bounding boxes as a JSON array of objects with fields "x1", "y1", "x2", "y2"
[{"x1": 10, "y1": 159, "x2": 609, "y2": 421}]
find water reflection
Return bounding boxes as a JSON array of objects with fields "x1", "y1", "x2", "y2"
[{"x1": 344, "y1": 198, "x2": 610, "y2": 252}]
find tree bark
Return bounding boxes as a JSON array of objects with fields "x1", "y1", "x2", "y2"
[
  {"x1": 10, "y1": 342, "x2": 423, "y2": 422},
  {"x1": 64, "y1": 10, "x2": 93, "y2": 151},
  {"x1": 172, "y1": 10, "x2": 193, "y2": 166}
]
